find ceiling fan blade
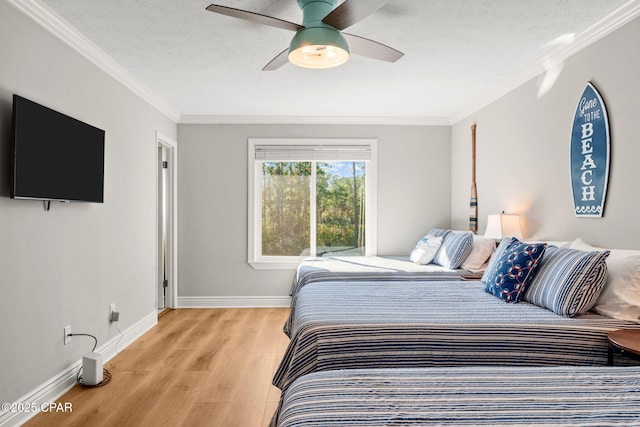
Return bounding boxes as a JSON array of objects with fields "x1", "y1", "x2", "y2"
[
  {"x1": 206, "y1": 4, "x2": 303, "y2": 32},
  {"x1": 343, "y1": 33, "x2": 404, "y2": 63},
  {"x1": 262, "y1": 48, "x2": 290, "y2": 71},
  {"x1": 322, "y1": 0, "x2": 389, "y2": 30}
]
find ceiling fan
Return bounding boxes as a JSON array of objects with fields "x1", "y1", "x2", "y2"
[{"x1": 205, "y1": 0, "x2": 404, "y2": 70}]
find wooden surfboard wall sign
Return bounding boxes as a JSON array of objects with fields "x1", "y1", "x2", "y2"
[{"x1": 570, "y1": 82, "x2": 610, "y2": 217}]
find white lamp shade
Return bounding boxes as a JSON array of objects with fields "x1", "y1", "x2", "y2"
[{"x1": 484, "y1": 213, "x2": 523, "y2": 240}]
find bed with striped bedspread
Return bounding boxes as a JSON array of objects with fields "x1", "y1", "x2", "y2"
[
  {"x1": 274, "y1": 280, "x2": 640, "y2": 392},
  {"x1": 291, "y1": 256, "x2": 468, "y2": 297},
  {"x1": 286, "y1": 256, "x2": 471, "y2": 336},
  {"x1": 273, "y1": 365, "x2": 640, "y2": 426}
]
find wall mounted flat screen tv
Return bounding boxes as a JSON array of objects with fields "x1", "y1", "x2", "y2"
[{"x1": 11, "y1": 95, "x2": 105, "y2": 203}]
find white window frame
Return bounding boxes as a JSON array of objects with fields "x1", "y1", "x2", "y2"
[{"x1": 248, "y1": 138, "x2": 377, "y2": 270}]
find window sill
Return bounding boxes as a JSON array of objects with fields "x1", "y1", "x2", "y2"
[{"x1": 248, "y1": 260, "x2": 300, "y2": 270}]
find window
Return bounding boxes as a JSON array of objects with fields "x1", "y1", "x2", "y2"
[{"x1": 248, "y1": 139, "x2": 377, "y2": 269}]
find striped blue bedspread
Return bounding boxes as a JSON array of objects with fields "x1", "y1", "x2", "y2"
[
  {"x1": 291, "y1": 256, "x2": 468, "y2": 297},
  {"x1": 274, "y1": 280, "x2": 640, "y2": 392},
  {"x1": 273, "y1": 365, "x2": 640, "y2": 426},
  {"x1": 286, "y1": 256, "x2": 471, "y2": 335}
]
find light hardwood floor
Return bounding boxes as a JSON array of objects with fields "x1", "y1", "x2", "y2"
[{"x1": 25, "y1": 308, "x2": 291, "y2": 427}]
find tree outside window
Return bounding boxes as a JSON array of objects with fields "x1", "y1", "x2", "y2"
[{"x1": 261, "y1": 161, "x2": 366, "y2": 257}]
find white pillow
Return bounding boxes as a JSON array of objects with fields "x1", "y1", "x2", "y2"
[
  {"x1": 410, "y1": 235, "x2": 443, "y2": 264},
  {"x1": 461, "y1": 235, "x2": 495, "y2": 272},
  {"x1": 570, "y1": 237, "x2": 640, "y2": 322}
]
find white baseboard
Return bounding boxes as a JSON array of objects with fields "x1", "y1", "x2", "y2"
[
  {"x1": 99, "y1": 310, "x2": 158, "y2": 362},
  {"x1": 0, "y1": 311, "x2": 158, "y2": 427},
  {"x1": 178, "y1": 296, "x2": 292, "y2": 308}
]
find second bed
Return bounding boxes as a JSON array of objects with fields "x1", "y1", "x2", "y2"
[{"x1": 274, "y1": 280, "x2": 640, "y2": 392}]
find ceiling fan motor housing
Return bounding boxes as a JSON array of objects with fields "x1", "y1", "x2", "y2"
[{"x1": 298, "y1": 0, "x2": 338, "y2": 27}]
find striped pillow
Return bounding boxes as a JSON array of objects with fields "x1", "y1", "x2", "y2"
[
  {"x1": 426, "y1": 228, "x2": 450, "y2": 238},
  {"x1": 524, "y1": 246, "x2": 610, "y2": 317},
  {"x1": 433, "y1": 231, "x2": 473, "y2": 269}
]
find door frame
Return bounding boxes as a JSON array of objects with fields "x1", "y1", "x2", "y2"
[{"x1": 156, "y1": 131, "x2": 178, "y2": 309}]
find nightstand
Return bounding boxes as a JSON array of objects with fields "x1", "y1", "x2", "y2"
[{"x1": 607, "y1": 329, "x2": 640, "y2": 365}]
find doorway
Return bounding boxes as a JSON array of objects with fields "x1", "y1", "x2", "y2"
[{"x1": 157, "y1": 132, "x2": 178, "y2": 310}]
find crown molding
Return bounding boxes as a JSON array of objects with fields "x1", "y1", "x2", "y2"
[
  {"x1": 8, "y1": 0, "x2": 181, "y2": 123},
  {"x1": 179, "y1": 114, "x2": 450, "y2": 126},
  {"x1": 449, "y1": 0, "x2": 640, "y2": 124},
  {"x1": 10, "y1": 0, "x2": 638, "y2": 127}
]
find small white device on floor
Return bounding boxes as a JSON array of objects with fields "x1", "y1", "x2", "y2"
[{"x1": 82, "y1": 352, "x2": 104, "y2": 385}]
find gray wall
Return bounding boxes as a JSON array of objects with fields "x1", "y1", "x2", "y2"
[
  {"x1": 177, "y1": 124, "x2": 451, "y2": 297},
  {"x1": 0, "y1": 2, "x2": 176, "y2": 404},
  {"x1": 451, "y1": 17, "x2": 640, "y2": 249}
]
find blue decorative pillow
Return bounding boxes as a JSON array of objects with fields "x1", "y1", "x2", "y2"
[
  {"x1": 481, "y1": 237, "x2": 516, "y2": 284},
  {"x1": 524, "y1": 246, "x2": 610, "y2": 317},
  {"x1": 484, "y1": 241, "x2": 547, "y2": 303},
  {"x1": 433, "y1": 231, "x2": 473, "y2": 269}
]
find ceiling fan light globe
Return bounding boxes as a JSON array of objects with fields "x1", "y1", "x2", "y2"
[{"x1": 288, "y1": 27, "x2": 349, "y2": 69}]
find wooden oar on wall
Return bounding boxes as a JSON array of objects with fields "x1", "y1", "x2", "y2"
[{"x1": 469, "y1": 123, "x2": 478, "y2": 232}]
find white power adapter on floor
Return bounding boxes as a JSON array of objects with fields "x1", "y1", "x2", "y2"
[{"x1": 82, "y1": 352, "x2": 104, "y2": 385}]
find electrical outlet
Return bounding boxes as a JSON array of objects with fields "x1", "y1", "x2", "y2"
[
  {"x1": 64, "y1": 325, "x2": 71, "y2": 345},
  {"x1": 109, "y1": 303, "x2": 119, "y2": 323}
]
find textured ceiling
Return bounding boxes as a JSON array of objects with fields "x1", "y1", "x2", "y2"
[{"x1": 35, "y1": 0, "x2": 631, "y2": 121}]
